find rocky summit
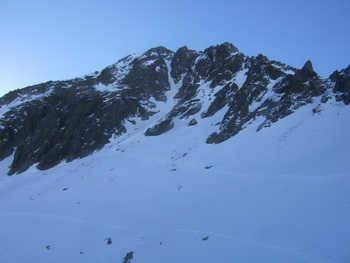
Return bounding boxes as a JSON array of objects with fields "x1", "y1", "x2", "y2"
[{"x1": 0, "y1": 42, "x2": 349, "y2": 175}]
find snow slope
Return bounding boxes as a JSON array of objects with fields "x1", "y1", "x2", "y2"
[{"x1": 0, "y1": 98, "x2": 350, "y2": 263}]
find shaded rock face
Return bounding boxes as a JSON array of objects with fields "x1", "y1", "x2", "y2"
[
  {"x1": 0, "y1": 47, "x2": 171, "y2": 175},
  {"x1": 1, "y1": 84, "x2": 155, "y2": 175},
  {"x1": 330, "y1": 65, "x2": 350, "y2": 104},
  {"x1": 122, "y1": 47, "x2": 172, "y2": 101},
  {"x1": 170, "y1": 46, "x2": 198, "y2": 83},
  {"x1": 0, "y1": 43, "x2": 349, "y2": 175}
]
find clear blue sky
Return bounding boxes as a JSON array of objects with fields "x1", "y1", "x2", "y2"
[{"x1": 0, "y1": 0, "x2": 349, "y2": 97}]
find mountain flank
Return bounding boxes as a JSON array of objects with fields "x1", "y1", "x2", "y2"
[{"x1": 0, "y1": 42, "x2": 349, "y2": 175}]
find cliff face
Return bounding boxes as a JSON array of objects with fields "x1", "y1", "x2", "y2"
[{"x1": 0, "y1": 42, "x2": 349, "y2": 175}]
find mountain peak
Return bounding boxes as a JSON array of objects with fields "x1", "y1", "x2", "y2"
[
  {"x1": 203, "y1": 42, "x2": 240, "y2": 58},
  {"x1": 301, "y1": 60, "x2": 316, "y2": 78},
  {"x1": 144, "y1": 46, "x2": 173, "y2": 57},
  {"x1": 217, "y1": 42, "x2": 240, "y2": 53},
  {"x1": 0, "y1": 43, "x2": 349, "y2": 175}
]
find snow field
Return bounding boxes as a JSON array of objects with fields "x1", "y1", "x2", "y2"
[{"x1": 1, "y1": 97, "x2": 350, "y2": 262}]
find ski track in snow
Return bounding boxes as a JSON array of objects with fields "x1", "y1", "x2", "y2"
[
  {"x1": 110, "y1": 149, "x2": 350, "y2": 179},
  {"x1": 0, "y1": 211, "x2": 334, "y2": 263},
  {"x1": 208, "y1": 166, "x2": 350, "y2": 179}
]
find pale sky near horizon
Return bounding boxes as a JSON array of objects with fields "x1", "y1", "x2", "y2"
[{"x1": 0, "y1": 0, "x2": 349, "y2": 97}]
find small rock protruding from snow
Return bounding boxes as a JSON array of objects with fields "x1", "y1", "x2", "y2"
[
  {"x1": 104, "y1": 238, "x2": 112, "y2": 245},
  {"x1": 123, "y1": 251, "x2": 133, "y2": 263},
  {"x1": 202, "y1": 236, "x2": 209, "y2": 241}
]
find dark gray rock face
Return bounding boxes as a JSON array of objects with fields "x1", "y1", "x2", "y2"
[
  {"x1": 330, "y1": 65, "x2": 350, "y2": 104},
  {"x1": 122, "y1": 46, "x2": 173, "y2": 102},
  {"x1": 144, "y1": 118, "x2": 174, "y2": 136},
  {"x1": 0, "y1": 47, "x2": 171, "y2": 175},
  {"x1": 1, "y1": 84, "x2": 154, "y2": 175},
  {"x1": 170, "y1": 46, "x2": 198, "y2": 83},
  {"x1": 0, "y1": 43, "x2": 349, "y2": 175}
]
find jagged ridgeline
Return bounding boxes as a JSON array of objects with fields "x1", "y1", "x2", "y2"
[{"x1": 0, "y1": 43, "x2": 349, "y2": 175}]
